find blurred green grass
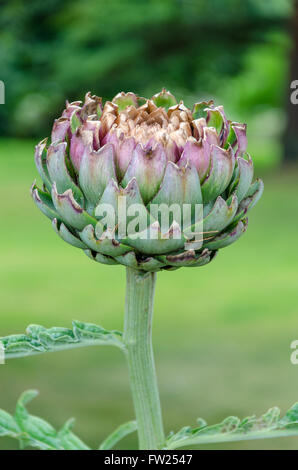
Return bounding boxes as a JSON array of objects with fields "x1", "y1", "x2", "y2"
[{"x1": 0, "y1": 138, "x2": 298, "y2": 450}]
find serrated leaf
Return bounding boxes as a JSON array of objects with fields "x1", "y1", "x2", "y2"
[
  {"x1": 163, "y1": 403, "x2": 298, "y2": 449},
  {"x1": 0, "y1": 410, "x2": 21, "y2": 437},
  {"x1": 58, "y1": 419, "x2": 91, "y2": 451},
  {"x1": 72, "y1": 320, "x2": 122, "y2": 342},
  {"x1": 99, "y1": 420, "x2": 137, "y2": 450},
  {"x1": 0, "y1": 391, "x2": 90, "y2": 450},
  {"x1": 0, "y1": 321, "x2": 125, "y2": 359}
]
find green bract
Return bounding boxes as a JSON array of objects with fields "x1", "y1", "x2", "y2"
[{"x1": 32, "y1": 90, "x2": 263, "y2": 271}]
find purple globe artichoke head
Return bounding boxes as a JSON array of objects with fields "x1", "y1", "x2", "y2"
[{"x1": 32, "y1": 89, "x2": 263, "y2": 271}]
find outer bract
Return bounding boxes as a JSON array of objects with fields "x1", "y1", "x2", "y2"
[{"x1": 32, "y1": 90, "x2": 263, "y2": 272}]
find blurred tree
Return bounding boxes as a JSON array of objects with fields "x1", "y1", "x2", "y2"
[
  {"x1": 0, "y1": 0, "x2": 72, "y2": 136},
  {"x1": 0, "y1": 0, "x2": 292, "y2": 138},
  {"x1": 283, "y1": 0, "x2": 298, "y2": 163}
]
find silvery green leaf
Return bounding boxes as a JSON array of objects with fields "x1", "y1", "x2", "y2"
[
  {"x1": 99, "y1": 421, "x2": 137, "y2": 450},
  {"x1": 0, "y1": 409, "x2": 20, "y2": 437},
  {"x1": 0, "y1": 390, "x2": 90, "y2": 450},
  {"x1": 58, "y1": 419, "x2": 91, "y2": 450},
  {"x1": 163, "y1": 404, "x2": 298, "y2": 449},
  {"x1": 72, "y1": 320, "x2": 123, "y2": 345},
  {"x1": 0, "y1": 321, "x2": 125, "y2": 359}
]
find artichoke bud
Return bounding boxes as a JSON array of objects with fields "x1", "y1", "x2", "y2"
[{"x1": 32, "y1": 90, "x2": 263, "y2": 271}]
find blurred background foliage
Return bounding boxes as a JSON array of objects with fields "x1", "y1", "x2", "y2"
[
  {"x1": 1, "y1": 0, "x2": 298, "y2": 451},
  {"x1": 0, "y1": 0, "x2": 296, "y2": 167}
]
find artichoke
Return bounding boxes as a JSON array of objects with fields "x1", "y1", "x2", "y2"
[{"x1": 31, "y1": 89, "x2": 263, "y2": 272}]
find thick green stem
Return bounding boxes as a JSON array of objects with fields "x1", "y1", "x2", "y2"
[{"x1": 123, "y1": 268, "x2": 165, "y2": 450}]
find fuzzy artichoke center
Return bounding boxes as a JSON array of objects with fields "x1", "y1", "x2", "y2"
[{"x1": 102, "y1": 98, "x2": 197, "y2": 156}]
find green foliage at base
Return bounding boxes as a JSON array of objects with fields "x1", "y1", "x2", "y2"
[
  {"x1": 164, "y1": 404, "x2": 298, "y2": 449},
  {"x1": 0, "y1": 390, "x2": 90, "y2": 450},
  {"x1": 2, "y1": 391, "x2": 298, "y2": 450}
]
